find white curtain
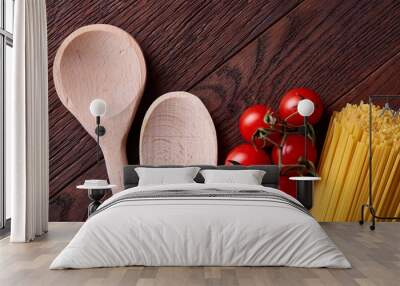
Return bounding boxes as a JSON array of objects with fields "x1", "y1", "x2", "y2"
[{"x1": 8, "y1": 0, "x2": 49, "y2": 242}]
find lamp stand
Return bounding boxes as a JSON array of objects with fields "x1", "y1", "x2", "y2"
[
  {"x1": 304, "y1": 116, "x2": 308, "y2": 162},
  {"x1": 94, "y1": 116, "x2": 106, "y2": 163},
  {"x1": 359, "y1": 95, "x2": 400, "y2": 230}
]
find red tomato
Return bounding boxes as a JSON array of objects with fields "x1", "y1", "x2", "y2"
[
  {"x1": 225, "y1": 143, "x2": 271, "y2": 166},
  {"x1": 278, "y1": 88, "x2": 323, "y2": 126},
  {"x1": 239, "y1": 105, "x2": 281, "y2": 147},
  {"x1": 272, "y1": 134, "x2": 317, "y2": 165},
  {"x1": 279, "y1": 175, "x2": 297, "y2": 198}
]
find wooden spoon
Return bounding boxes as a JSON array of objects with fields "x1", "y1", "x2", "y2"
[
  {"x1": 53, "y1": 24, "x2": 146, "y2": 190},
  {"x1": 140, "y1": 91, "x2": 218, "y2": 165}
]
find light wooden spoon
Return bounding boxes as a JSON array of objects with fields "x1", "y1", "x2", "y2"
[
  {"x1": 140, "y1": 91, "x2": 218, "y2": 165},
  {"x1": 53, "y1": 24, "x2": 146, "y2": 190}
]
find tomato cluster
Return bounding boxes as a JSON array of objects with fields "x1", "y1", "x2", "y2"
[
  {"x1": 225, "y1": 88, "x2": 323, "y2": 195},
  {"x1": 225, "y1": 87, "x2": 323, "y2": 169}
]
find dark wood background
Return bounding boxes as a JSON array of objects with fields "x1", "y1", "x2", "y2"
[{"x1": 47, "y1": 0, "x2": 400, "y2": 221}]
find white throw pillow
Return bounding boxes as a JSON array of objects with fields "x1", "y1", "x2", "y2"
[
  {"x1": 200, "y1": 169, "x2": 266, "y2": 185},
  {"x1": 135, "y1": 167, "x2": 201, "y2": 186}
]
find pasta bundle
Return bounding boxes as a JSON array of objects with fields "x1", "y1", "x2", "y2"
[{"x1": 312, "y1": 103, "x2": 400, "y2": 222}]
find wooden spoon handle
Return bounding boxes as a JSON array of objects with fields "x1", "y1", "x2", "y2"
[{"x1": 101, "y1": 142, "x2": 127, "y2": 193}]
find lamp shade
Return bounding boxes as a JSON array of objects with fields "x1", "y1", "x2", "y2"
[
  {"x1": 90, "y1": 99, "x2": 107, "y2": 117},
  {"x1": 297, "y1": 99, "x2": 315, "y2": 117}
]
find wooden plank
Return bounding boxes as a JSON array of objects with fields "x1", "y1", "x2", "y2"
[
  {"x1": 47, "y1": 0, "x2": 400, "y2": 221},
  {"x1": 190, "y1": 0, "x2": 400, "y2": 162},
  {"x1": 329, "y1": 50, "x2": 400, "y2": 111},
  {"x1": 49, "y1": 129, "x2": 97, "y2": 198},
  {"x1": 49, "y1": 162, "x2": 108, "y2": 222},
  {"x1": 47, "y1": 0, "x2": 303, "y2": 92},
  {"x1": 47, "y1": 0, "x2": 303, "y2": 220}
]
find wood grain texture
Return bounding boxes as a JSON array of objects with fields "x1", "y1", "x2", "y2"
[
  {"x1": 47, "y1": 0, "x2": 400, "y2": 221},
  {"x1": 1, "y1": 222, "x2": 400, "y2": 286},
  {"x1": 49, "y1": 161, "x2": 109, "y2": 222},
  {"x1": 191, "y1": 0, "x2": 400, "y2": 161},
  {"x1": 140, "y1": 92, "x2": 218, "y2": 165},
  {"x1": 329, "y1": 50, "x2": 400, "y2": 111}
]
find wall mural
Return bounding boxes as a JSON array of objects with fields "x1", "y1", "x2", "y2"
[{"x1": 47, "y1": 0, "x2": 400, "y2": 221}]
